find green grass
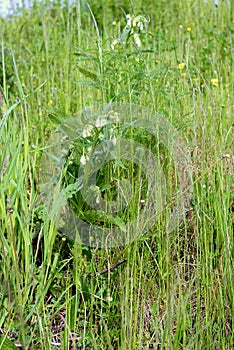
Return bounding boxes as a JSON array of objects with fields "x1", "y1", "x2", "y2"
[{"x1": 0, "y1": 0, "x2": 233, "y2": 349}]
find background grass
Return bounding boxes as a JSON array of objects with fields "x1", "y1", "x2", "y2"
[{"x1": 0, "y1": 0, "x2": 233, "y2": 349}]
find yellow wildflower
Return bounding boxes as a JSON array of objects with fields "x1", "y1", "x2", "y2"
[
  {"x1": 178, "y1": 62, "x2": 186, "y2": 70},
  {"x1": 211, "y1": 78, "x2": 219, "y2": 87},
  {"x1": 187, "y1": 27, "x2": 192, "y2": 32},
  {"x1": 181, "y1": 72, "x2": 187, "y2": 77}
]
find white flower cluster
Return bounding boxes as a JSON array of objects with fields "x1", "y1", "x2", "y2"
[
  {"x1": 107, "y1": 110, "x2": 120, "y2": 122},
  {"x1": 82, "y1": 110, "x2": 120, "y2": 138},
  {"x1": 95, "y1": 117, "x2": 108, "y2": 128},
  {"x1": 80, "y1": 110, "x2": 121, "y2": 170},
  {"x1": 82, "y1": 124, "x2": 94, "y2": 138},
  {"x1": 111, "y1": 13, "x2": 150, "y2": 50},
  {"x1": 77, "y1": 110, "x2": 123, "y2": 206},
  {"x1": 126, "y1": 14, "x2": 148, "y2": 33}
]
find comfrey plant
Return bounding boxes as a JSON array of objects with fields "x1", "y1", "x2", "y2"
[
  {"x1": 49, "y1": 100, "x2": 170, "y2": 248},
  {"x1": 60, "y1": 108, "x2": 137, "y2": 227}
]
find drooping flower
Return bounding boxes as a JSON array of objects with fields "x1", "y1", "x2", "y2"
[
  {"x1": 126, "y1": 14, "x2": 131, "y2": 27},
  {"x1": 133, "y1": 33, "x2": 141, "y2": 47},
  {"x1": 80, "y1": 154, "x2": 89, "y2": 166},
  {"x1": 108, "y1": 111, "x2": 120, "y2": 122},
  {"x1": 111, "y1": 39, "x2": 118, "y2": 50},
  {"x1": 95, "y1": 117, "x2": 108, "y2": 128},
  {"x1": 82, "y1": 124, "x2": 94, "y2": 138}
]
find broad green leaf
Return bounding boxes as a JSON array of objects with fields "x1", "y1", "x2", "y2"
[
  {"x1": 48, "y1": 113, "x2": 62, "y2": 125},
  {"x1": 120, "y1": 27, "x2": 131, "y2": 43},
  {"x1": 76, "y1": 66, "x2": 99, "y2": 83},
  {"x1": 0, "y1": 336, "x2": 18, "y2": 350}
]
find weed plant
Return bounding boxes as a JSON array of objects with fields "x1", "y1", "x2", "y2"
[{"x1": 0, "y1": 0, "x2": 233, "y2": 349}]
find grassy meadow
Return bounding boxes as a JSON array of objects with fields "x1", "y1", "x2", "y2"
[{"x1": 0, "y1": 0, "x2": 233, "y2": 349}]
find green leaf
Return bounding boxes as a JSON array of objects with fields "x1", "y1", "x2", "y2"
[
  {"x1": 74, "y1": 52, "x2": 99, "y2": 62},
  {"x1": 59, "y1": 124, "x2": 78, "y2": 139},
  {"x1": 84, "y1": 210, "x2": 126, "y2": 233},
  {"x1": 127, "y1": 49, "x2": 155, "y2": 57},
  {"x1": 0, "y1": 336, "x2": 18, "y2": 350},
  {"x1": 109, "y1": 214, "x2": 126, "y2": 233},
  {"x1": 44, "y1": 151, "x2": 61, "y2": 165},
  {"x1": 112, "y1": 157, "x2": 126, "y2": 169},
  {"x1": 48, "y1": 113, "x2": 62, "y2": 125},
  {"x1": 0, "y1": 101, "x2": 19, "y2": 140},
  {"x1": 120, "y1": 27, "x2": 131, "y2": 43},
  {"x1": 76, "y1": 66, "x2": 99, "y2": 83}
]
